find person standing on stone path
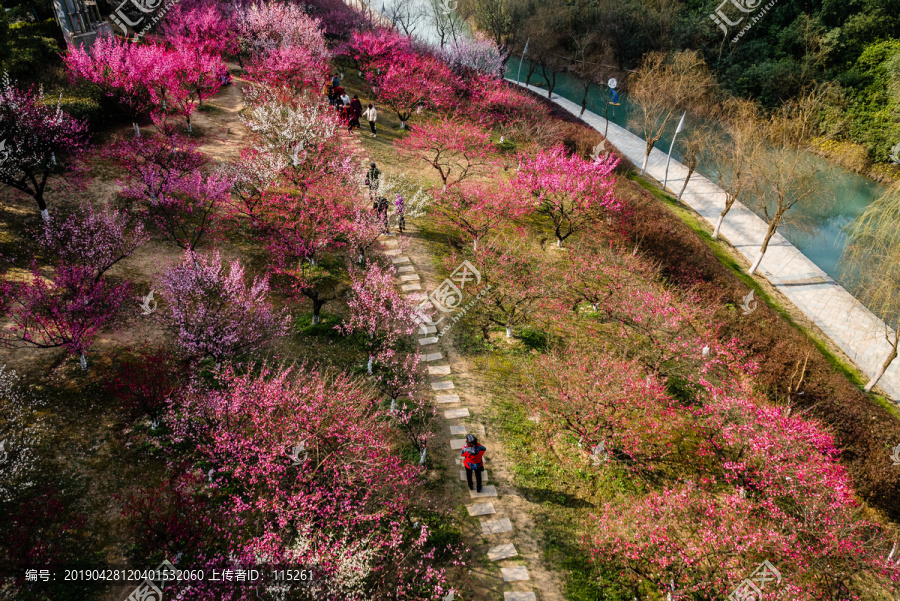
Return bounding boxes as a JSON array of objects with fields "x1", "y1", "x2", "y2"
[
  {"x1": 366, "y1": 162, "x2": 381, "y2": 199},
  {"x1": 461, "y1": 434, "x2": 486, "y2": 493},
  {"x1": 395, "y1": 194, "x2": 405, "y2": 233},
  {"x1": 331, "y1": 73, "x2": 340, "y2": 88},
  {"x1": 363, "y1": 103, "x2": 378, "y2": 137}
]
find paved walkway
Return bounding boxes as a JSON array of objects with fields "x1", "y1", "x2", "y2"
[{"x1": 508, "y1": 79, "x2": 900, "y2": 401}]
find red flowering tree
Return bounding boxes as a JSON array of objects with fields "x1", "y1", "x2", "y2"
[
  {"x1": 0, "y1": 263, "x2": 129, "y2": 369},
  {"x1": 395, "y1": 119, "x2": 495, "y2": 189},
  {"x1": 65, "y1": 36, "x2": 169, "y2": 135},
  {"x1": 156, "y1": 251, "x2": 290, "y2": 364},
  {"x1": 166, "y1": 364, "x2": 453, "y2": 599},
  {"x1": 431, "y1": 181, "x2": 526, "y2": 250},
  {"x1": 515, "y1": 145, "x2": 621, "y2": 247},
  {"x1": 0, "y1": 75, "x2": 89, "y2": 220},
  {"x1": 375, "y1": 55, "x2": 459, "y2": 128}
]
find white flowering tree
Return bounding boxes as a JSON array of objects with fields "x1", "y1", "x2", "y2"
[{"x1": 240, "y1": 94, "x2": 339, "y2": 169}]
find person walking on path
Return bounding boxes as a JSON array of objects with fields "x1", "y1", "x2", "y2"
[
  {"x1": 340, "y1": 91, "x2": 351, "y2": 107},
  {"x1": 366, "y1": 162, "x2": 381, "y2": 198},
  {"x1": 349, "y1": 95, "x2": 363, "y2": 131},
  {"x1": 395, "y1": 194, "x2": 405, "y2": 233},
  {"x1": 331, "y1": 73, "x2": 340, "y2": 88},
  {"x1": 377, "y1": 196, "x2": 389, "y2": 233},
  {"x1": 461, "y1": 434, "x2": 486, "y2": 493},
  {"x1": 363, "y1": 103, "x2": 378, "y2": 137}
]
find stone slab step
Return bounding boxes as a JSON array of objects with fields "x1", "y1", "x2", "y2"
[
  {"x1": 501, "y1": 567, "x2": 530, "y2": 582},
  {"x1": 428, "y1": 365, "x2": 452, "y2": 375},
  {"x1": 384, "y1": 248, "x2": 401, "y2": 256},
  {"x1": 419, "y1": 337, "x2": 439, "y2": 345},
  {"x1": 431, "y1": 381, "x2": 454, "y2": 390},
  {"x1": 401, "y1": 283, "x2": 422, "y2": 291},
  {"x1": 449, "y1": 425, "x2": 467, "y2": 435},
  {"x1": 436, "y1": 394, "x2": 460, "y2": 404},
  {"x1": 466, "y1": 502, "x2": 495, "y2": 516},
  {"x1": 397, "y1": 265, "x2": 416, "y2": 273},
  {"x1": 481, "y1": 518, "x2": 513, "y2": 535},
  {"x1": 468, "y1": 485, "x2": 497, "y2": 498},
  {"x1": 504, "y1": 593, "x2": 536, "y2": 601},
  {"x1": 487, "y1": 543, "x2": 518, "y2": 561},
  {"x1": 450, "y1": 438, "x2": 466, "y2": 450},
  {"x1": 418, "y1": 325, "x2": 437, "y2": 334},
  {"x1": 422, "y1": 352, "x2": 443, "y2": 362},
  {"x1": 399, "y1": 274, "x2": 420, "y2": 282},
  {"x1": 391, "y1": 256, "x2": 410, "y2": 264},
  {"x1": 444, "y1": 408, "x2": 470, "y2": 419}
]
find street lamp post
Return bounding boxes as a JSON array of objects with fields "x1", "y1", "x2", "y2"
[
  {"x1": 663, "y1": 111, "x2": 686, "y2": 192},
  {"x1": 516, "y1": 37, "x2": 529, "y2": 86}
]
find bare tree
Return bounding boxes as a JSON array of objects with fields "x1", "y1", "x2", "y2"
[
  {"x1": 707, "y1": 98, "x2": 762, "y2": 239},
  {"x1": 671, "y1": 114, "x2": 719, "y2": 201},
  {"x1": 744, "y1": 90, "x2": 829, "y2": 275},
  {"x1": 426, "y1": 0, "x2": 466, "y2": 48},
  {"x1": 629, "y1": 51, "x2": 715, "y2": 175},
  {"x1": 842, "y1": 186, "x2": 900, "y2": 393},
  {"x1": 570, "y1": 32, "x2": 618, "y2": 117},
  {"x1": 522, "y1": 6, "x2": 568, "y2": 98},
  {"x1": 384, "y1": 0, "x2": 425, "y2": 37},
  {"x1": 460, "y1": 0, "x2": 525, "y2": 52}
]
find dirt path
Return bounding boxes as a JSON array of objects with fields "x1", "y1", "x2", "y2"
[{"x1": 343, "y1": 124, "x2": 566, "y2": 600}]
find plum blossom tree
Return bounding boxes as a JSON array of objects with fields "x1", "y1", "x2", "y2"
[
  {"x1": 374, "y1": 56, "x2": 459, "y2": 128},
  {"x1": 241, "y1": 94, "x2": 340, "y2": 172},
  {"x1": 156, "y1": 250, "x2": 290, "y2": 364},
  {"x1": 39, "y1": 205, "x2": 148, "y2": 286},
  {"x1": 161, "y1": 47, "x2": 224, "y2": 133},
  {"x1": 236, "y1": 0, "x2": 329, "y2": 63},
  {"x1": 166, "y1": 364, "x2": 453, "y2": 598},
  {"x1": 142, "y1": 170, "x2": 233, "y2": 252},
  {"x1": 0, "y1": 263, "x2": 130, "y2": 369},
  {"x1": 158, "y1": 0, "x2": 240, "y2": 58},
  {"x1": 440, "y1": 34, "x2": 508, "y2": 78},
  {"x1": 0, "y1": 74, "x2": 89, "y2": 220},
  {"x1": 515, "y1": 145, "x2": 621, "y2": 246},
  {"x1": 64, "y1": 36, "x2": 169, "y2": 136},
  {"x1": 339, "y1": 263, "x2": 419, "y2": 374},
  {"x1": 431, "y1": 181, "x2": 525, "y2": 250},
  {"x1": 464, "y1": 235, "x2": 548, "y2": 338},
  {"x1": 395, "y1": 119, "x2": 495, "y2": 189}
]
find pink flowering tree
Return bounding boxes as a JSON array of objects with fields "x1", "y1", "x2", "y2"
[
  {"x1": 236, "y1": 1, "x2": 329, "y2": 62},
  {"x1": 244, "y1": 45, "x2": 329, "y2": 92},
  {"x1": 158, "y1": 0, "x2": 239, "y2": 58},
  {"x1": 144, "y1": 170, "x2": 232, "y2": 252},
  {"x1": 472, "y1": 82, "x2": 549, "y2": 131},
  {"x1": 463, "y1": 235, "x2": 548, "y2": 338},
  {"x1": 515, "y1": 145, "x2": 621, "y2": 247},
  {"x1": 39, "y1": 205, "x2": 149, "y2": 287},
  {"x1": 431, "y1": 181, "x2": 526, "y2": 250},
  {"x1": 374, "y1": 56, "x2": 459, "y2": 128},
  {"x1": 339, "y1": 263, "x2": 419, "y2": 374},
  {"x1": 65, "y1": 37, "x2": 169, "y2": 136},
  {"x1": 0, "y1": 263, "x2": 130, "y2": 369},
  {"x1": 108, "y1": 132, "x2": 207, "y2": 202},
  {"x1": 0, "y1": 74, "x2": 89, "y2": 220},
  {"x1": 165, "y1": 364, "x2": 454, "y2": 598},
  {"x1": 156, "y1": 250, "x2": 290, "y2": 364},
  {"x1": 350, "y1": 28, "x2": 413, "y2": 73},
  {"x1": 395, "y1": 119, "x2": 495, "y2": 189},
  {"x1": 161, "y1": 47, "x2": 224, "y2": 133}
]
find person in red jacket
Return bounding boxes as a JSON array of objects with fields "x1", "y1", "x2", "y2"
[{"x1": 461, "y1": 434, "x2": 486, "y2": 492}]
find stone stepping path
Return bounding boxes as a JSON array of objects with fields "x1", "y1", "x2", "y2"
[{"x1": 347, "y1": 131, "x2": 544, "y2": 601}]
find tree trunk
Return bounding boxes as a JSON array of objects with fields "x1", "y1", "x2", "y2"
[
  {"x1": 313, "y1": 299, "x2": 325, "y2": 324},
  {"x1": 505, "y1": 326, "x2": 513, "y2": 338},
  {"x1": 556, "y1": 237, "x2": 563, "y2": 248},
  {"x1": 748, "y1": 222, "x2": 778, "y2": 275},
  {"x1": 713, "y1": 213, "x2": 725, "y2": 239},
  {"x1": 133, "y1": 122, "x2": 141, "y2": 137},
  {"x1": 79, "y1": 354, "x2": 87, "y2": 370},
  {"x1": 399, "y1": 120, "x2": 406, "y2": 129},
  {"x1": 865, "y1": 335, "x2": 899, "y2": 392},
  {"x1": 473, "y1": 237, "x2": 478, "y2": 251},
  {"x1": 418, "y1": 447, "x2": 427, "y2": 465},
  {"x1": 677, "y1": 167, "x2": 695, "y2": 201},
  {"x1": 40, "y1": 209, "x2": 49, "y2": 222},
  {"x1": 186, "y1": 115, "x2": 192, "y2": 133},
  {"x1": 640, "y1": 153, "x2": 649, "y2": 175},
  {"x1": 390, "y1": 398, "x2": 396, "y2": 412},
  {"x1": 367, "y1": 355, "x2": 374, "y2": 374}
]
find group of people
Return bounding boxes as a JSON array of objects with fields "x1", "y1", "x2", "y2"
[
  {"x1": 323, "y1": 73, "x2": 378, "y2": 136},
  {"x1": 366, "y1": 162, "x2": 404, "y2": 234}
]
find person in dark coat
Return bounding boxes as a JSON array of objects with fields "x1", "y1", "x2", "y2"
[
  {"x1": 461, "y1": 434, "x2": 486, "y2": 492},
  {"x1": 349, "y1": 95, "x2": 363, "y2": 131}
]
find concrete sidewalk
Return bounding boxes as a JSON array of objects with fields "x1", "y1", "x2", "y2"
[{"x1": 509, "y1": 79, "x2": 900, "y2": 401}]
